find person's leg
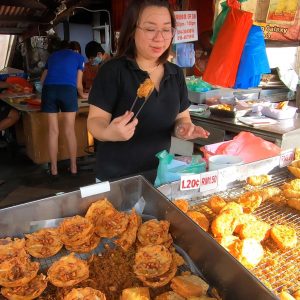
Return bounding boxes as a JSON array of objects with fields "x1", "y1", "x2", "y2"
[
  {"x1": 0, "y1": 108, "x2": 20, "y2": 131},
  {"x1": 47, "y1": 113, "x2": 59, "y2": 176},
  {"x1": 62, "y1": 112, "x2": 77, "y2": 174}
]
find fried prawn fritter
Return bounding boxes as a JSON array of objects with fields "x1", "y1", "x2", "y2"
[
  {"x1": 246, "y1": 175, "x2": 271, "y2": 186},
  {"x1": 137, "y1": 78, "x2": 155, "y2": 98},
  {"x1": 237, "y1": 220, "x2": 270, "y2": 242},
  {"x1": 64, "y1": 287, "x2": 106, "y2": 300},
  {"x1": 186, "y1": 211, "x2": 209, "y2": 232},
  {"x1": 287, "y1": 198, "x2": 300, "y2": 211},
  {"x1": 85, "y1": 198, "x2": 115, "y2": 226},
  {"x1": 137, "y1": 219, "x2": 172, "y2": 247},
  {"x1": 65, "y1": 234, "x2": 100, "y2": 253},
  {"x1": 238, "y1": 191, "x2": 263, "y2": 213},
  {"x1": 0, "y1": 255, "x2": 39, "y2": 288},
  {"x1": 170, "y1": 275, "x2": 209, "y2": 298},
  {"x1": 155, "y1": 291, "x2": 185, "y2": 300},
  {"x1": 1, "y1": 273, "x2": 47, "y2": 300},
  {"x1": 172, "y1": 199, "x2": 189, "y2": 213},
  {"x1": 282, "y1": 188, "x2": 300, "y2": 199},
  {"x1": 270, "y1": 224, "x2": 298, "y2": 250},
  {"x1": 115, "y1": 209, "x2": 142, "y2": 251},
  {"x1": 95, "y1": 208, "x2": 129, "y2": 238},
  {"x1": 47, "y1": 253, "x2": 89, "y2": 287},
  {"x1": 219, "y1": 202, "x2": 243, "y2": 216},
  {"x1": 211, "y1": 210, "x2": 237, "y2": 237},
  {"x1": 25, "y1": 228, "x2": 63, "y2": 258},
  {"x1": 121, "y1": 287, "x2": 150, "y2": 300},
  {"x1": 207, "y1": 195, "x2": 226, "y2": 214},
  {"x1": 134, "y1": 245, "x2": 172, "y2": 278},
  {"x1": 0, "y1": 238, "x2": 26, "y2": 263},
  {"x1": 58, "y1": 215, "x2": 94, "y2": 246}
]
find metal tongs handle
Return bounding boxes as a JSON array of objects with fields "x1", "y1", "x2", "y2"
[{"x1": 129, "y1": 95, "x2": 150, "y2": 118}]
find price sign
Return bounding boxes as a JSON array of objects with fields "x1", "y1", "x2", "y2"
[
  {"x1": 279, "y1": 149, "x2": 295, "y2": 168},
  {"x1": 200, "y1": 171, "x2": 218, "y2": 192},
  {"x1": 180, "y1": 174, "x2": 201, "y2": 191}
]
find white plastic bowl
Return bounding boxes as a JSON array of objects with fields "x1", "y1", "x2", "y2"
[{"x1": 209, "y1": 155, "x2": 243, "y2": 171}]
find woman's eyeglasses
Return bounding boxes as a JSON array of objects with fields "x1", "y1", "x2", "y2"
[{"x1": 136, "y1": 26, "x2": 176, "y2": 40}]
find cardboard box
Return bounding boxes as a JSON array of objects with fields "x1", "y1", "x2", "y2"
[{"x1": 22, "y1": 109, "x2": 88, "y2": 164}]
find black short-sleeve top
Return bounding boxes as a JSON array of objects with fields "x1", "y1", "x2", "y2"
[{"x1": 88, "y1": 56, "x2": 190, "y2": 181}]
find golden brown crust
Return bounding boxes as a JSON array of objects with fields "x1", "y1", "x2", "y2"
[
  {"x1": 121, "y1": 287, "x2": 150, "y2": 300},
  {"x1": 211, "y1": 210, "x2": 237, "y2": 237},
  {"x1": 237, "y1": 220, "x2": 270, "y2": 242},
  {"x1": 207, "y1": 195, "x2": 226, "y2": 214},
  {"x1": 155, "y1": 291, "x2": 185, "y2": 300},
  {"x1": 219, "y1": 202, "x2": 243, "y2": 216},
  {"x1": 172, "y1": 199, "x2": 189, "y2": 213},
  {"x1": 238, "y1": 191, "x2": 263, "y2": 213},
  {"x1": 1, "y1": 273, "x2": 48, "y2": 300},
  {"x1": 137, "y1": 79, "x2": 155, "y2": 98},
  {"x1": 186, "y1": 211, "x2": 209, "y2": 232},
  {"x1": 65, "y1": 233, "x2": 100, "y2": 253},
  {"x1": 0, "y1": 238, "x2": 26, "y2": 264},
  {"x1": 64, "y1": 287, "x2": 106, "y2": 300},
  {"x1": 25, "y1": 228, "x2": 63, "y2": 258},
  {"x1": 260, "y1": 186, "x2": 281, "y2": 201},
  {"x1": 246, "y1": 175, "x2": 271, "y2": 186},
  {"x1": 279, "y1": 291, "x2": 296, "y2": 300},
  {"x1": 270, "y1": 224, "x2": 298, "y2": 250},
  {"x1": 287, "y1": 198, "x2": 300, "y2": 211},
  {"x1": 47, "y1": 253, "x2": 89, "y2": 287}
]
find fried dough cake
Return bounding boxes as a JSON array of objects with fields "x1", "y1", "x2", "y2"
[
  {"x1": 121, "y1": 287, "x2": 150, "y2": 300},
  {"x1": 64, "y1": 287, "x2": 106, "y2": 300},
  {"x1": 287, "y1": 198, "x2": 300, "y2": 211},
  {"x1": 1, "y1": 273, "x2": 47, "y2": 300},
  {"x1": 260, "y1": 186, "x2": 281, "y2": 201},
  {"x1": 207, "y1": 195, "x2": 226, "y2": 214},
  {"x1": 25, "y1": 228, "x2": 63, "y2": 258},
  {"x1": 246, "y1": 175, "x2": 271, "y2": 186},
  {"x1": 137, "y1": 79, "x2": 155, "y2": 98},
  {"x1": 215, "y1": 235, "x2": 239, "y2": 252},
  {"x1": 238, "y1": 191, "x2": 263, "y2": 213},
  {"x1": 211, "y1": 210, "x2": 237, "y2": 237},
  {"x1": 234, "y1": 214, "x2": 257, "y2": 234},
  {"x1": 172, "y1": 199, "x2": 189, "y2": 213},
  {"x1": 237, "y1": 220, "x2": 270, "y2": 242},
  {"x1": 155, "y1": 291, "x2": 185, "y2": 300},
  {"x1": 65, "y1": 233, "x2": 100, "y2": 253},
  {"x1": 186, "y1": 211, "x2": 209, "y2": 232},
  {"x1": 0, "y1": 238, "x2": 26, "y2": 263},
  {"x1": 170, "y1": 275, "x2": 209, "y2": 298},
  {"x1": 270, "y1": 224, "x2": 298, "y2": 250},
  {"x1": 219, "y1": 202, "x2": 243, "y2": 216}
]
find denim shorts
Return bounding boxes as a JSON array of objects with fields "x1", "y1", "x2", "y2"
[{"x1": 41, "y1": 85, "x2": 78, "y2": 113}]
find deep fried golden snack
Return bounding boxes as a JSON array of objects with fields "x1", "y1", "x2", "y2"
[
  {"x1": 293, "y1": 290, "x2": 300, "y2": 300},
  {"x1": 237, "y1": 220, "x2": 270, "y2": 242},
  {"x1": 287, "y1": 160, "x2": 300, "y2": 179},
  {"x1": 234, "y1": 214, "x2": 256, "y2": 234},
  {"x1": 186, "y1": 211, "x2": 209, "y2": 232},
  {"x1": 95, "y1": 208, "x2": 129, "y2": 238},
  {"x1": 246, "y1": 175, "x2": 271, "y2": 186},
  {"x1": 137, "y1": 219, "x2": 172, "y2": 246},
  {"x1": 279, "y1": 291, "x2": 296, "y2": 300},
  {"x1": 121, "y1": 287, "x2": 150, "y2": 300},
  {"x1": 238, "y1": 191, "x2": 263, "y2": 213},
  {"x1": 207, "y1": 195, "x2": 226, "y2": 214},
  {"x1": 25, "y1": 228, "x2": 63, "y2": 258},
  {"x1": 115, "y1": 209, "x2": 142, "y2": 251},
  {"x1": 287, "y1": 198, "x2": 300, "y2": 211},
  {"x1": 85, "y1": 198, "x2": 115, "y2": 226},
  {"x1": 58, "y1": 215, "x2": 94, "y2": 246},
  {"x1": 65, "y1": 233, "x2": 100, "y2": 253},
  {"x1": 282, "y1": 188, "x2": 300, "y2": 198},
  {"x1": 170, "y1": 275, "x2": 209, "y2": 298},
  {"x1": 134, "y1": 245, "x2": 172, "y2": 278},
  {"x1": 260, "y1": 186, "x2": 281, "y2": 201},
  {"x1": 270, "y1": 224, "x2": 298, "y2": 250},
  {"x1": 172, "y1": 199, "x2": 189, "y2": 213},
  {"x1": 0, "y1": 238, "x2": 26, "y2": 263},
  {"x1": 219, "y1": 202, "x2": 243, "y2": 216},
  {"x1": 47, "y1": 253, "x2": 89, "y2": 287},
  {"x1": 211, "y1": 210, "x2": 237, "y2": 237},
  {"x1": 0, "y1": 255, "x2": 39, "y2": 288},
  {"x1": 232, "y1": 238, "x2": 264, "y2": 269},
  {"x1": 155, "y1": 291, "x2": 185, "y2": 300},
  {"x1": 215, "y1": 235, "x2": 239, "y2": 252},
  {"x1": 64, "y1": 287, "x2": 106, "y2": 300},
  {"x1": 137, "y1": 78, "x2": 155, "y2": 98},
  {"x1": 1, "y1": 273, "x2": 47, "y2": 300}
]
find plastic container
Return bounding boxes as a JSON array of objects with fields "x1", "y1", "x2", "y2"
[
  {"x1": 188, "y1": 88, "x2": 233, "y2": 104},
  {"x1": 261, "y1": 105, "x2": 297, "y2": 120},
  {"x1": 208, "y1": 155, "x2": 243, "y2": 171}
]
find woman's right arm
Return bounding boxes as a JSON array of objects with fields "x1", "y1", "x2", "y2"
[
  {"x1": 40, "y1": 70, "x2": 47, "y2": 84},
  {"x1": 87, "y1": 104, "x2": 138, "y2": 142}
]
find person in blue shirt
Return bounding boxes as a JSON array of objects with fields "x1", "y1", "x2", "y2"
[{"x1": 41, "y1": 40, "x2": 88, "y2": 177}]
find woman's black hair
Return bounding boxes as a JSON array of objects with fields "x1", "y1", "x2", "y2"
[
  {"x1": 85, "y1": 41, "x2": 105, "y2": 59},
  {"x1": 116, "y1": 0, "x2": 176, "y2": 64},
  {"x1": 69, "y1": 41, "x2": 82, "y2": 54}
]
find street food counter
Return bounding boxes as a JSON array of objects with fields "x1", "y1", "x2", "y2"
[{"x1": 0, "y1": 93, "x2": 90, "y2": 164}]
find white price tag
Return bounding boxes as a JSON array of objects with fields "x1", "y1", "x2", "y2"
[
  {"x1": 200, "y1": 171, "x2": 218, "y2": 192},
  {"x1": 279, "y1": 149, "x2": 295, "y2": 168},
  {"x1": 180, "y1": 174, "x2": 201, "y2": 191},
  {"x1": 80, "y1": 181, "x2": 110, "y2": 198}
]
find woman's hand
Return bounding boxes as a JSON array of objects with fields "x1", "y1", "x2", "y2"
[
  {"x1": 175, "y1": 122, "x2": 210, "y2": 140},
  {"x1": 106, "y1": 111, "x2": 138, "y2": 141}
]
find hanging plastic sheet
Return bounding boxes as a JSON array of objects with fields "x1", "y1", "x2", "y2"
[
  {"x1": 202, "y1": 7, "x2": 253, "y2": 87},
  {"x1": 234, "y1": 25, "x2": 270, "y2": 89}
]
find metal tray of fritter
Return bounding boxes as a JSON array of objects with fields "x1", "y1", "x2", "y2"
[
  {"x1": 159, "y1": 164, "x2": 299, "y2": 298},
  {"x1": 0, "y1": 175, "x2": 276, "y2": 300}
]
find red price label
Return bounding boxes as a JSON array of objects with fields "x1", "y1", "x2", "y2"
[
  {"x1": 180, "y1": 174, "x2": 201, "y2": 191},
  {"x1": 200, "y1": 171, "x2": 218, "y2": 192},
  {"x1": 280, "y1": 149, "x2": 295, "y2": 168}
]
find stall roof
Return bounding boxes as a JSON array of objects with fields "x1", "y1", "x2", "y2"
[{"x1": 0, "y1": 0, "x2": 105, "y2": 37}]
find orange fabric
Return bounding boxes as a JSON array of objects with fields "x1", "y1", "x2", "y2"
[{"x1": 82, "y1": 62, "x2": 99, "y2": 91}]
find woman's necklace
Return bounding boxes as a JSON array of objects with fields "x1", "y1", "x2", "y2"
[{"x1": 138, "y1": 62, "x2": 160, "y2": 75}]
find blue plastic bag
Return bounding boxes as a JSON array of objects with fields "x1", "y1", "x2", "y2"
[
  {"x1": 176, "y1": 43, "x2": 195, "y2": 68},
  {"x1": 234, "y1": 25, "x2": 270, "y2": 89},
  {"x1": 154, "y1": 150, "x2": 206, "y2": 187}
]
